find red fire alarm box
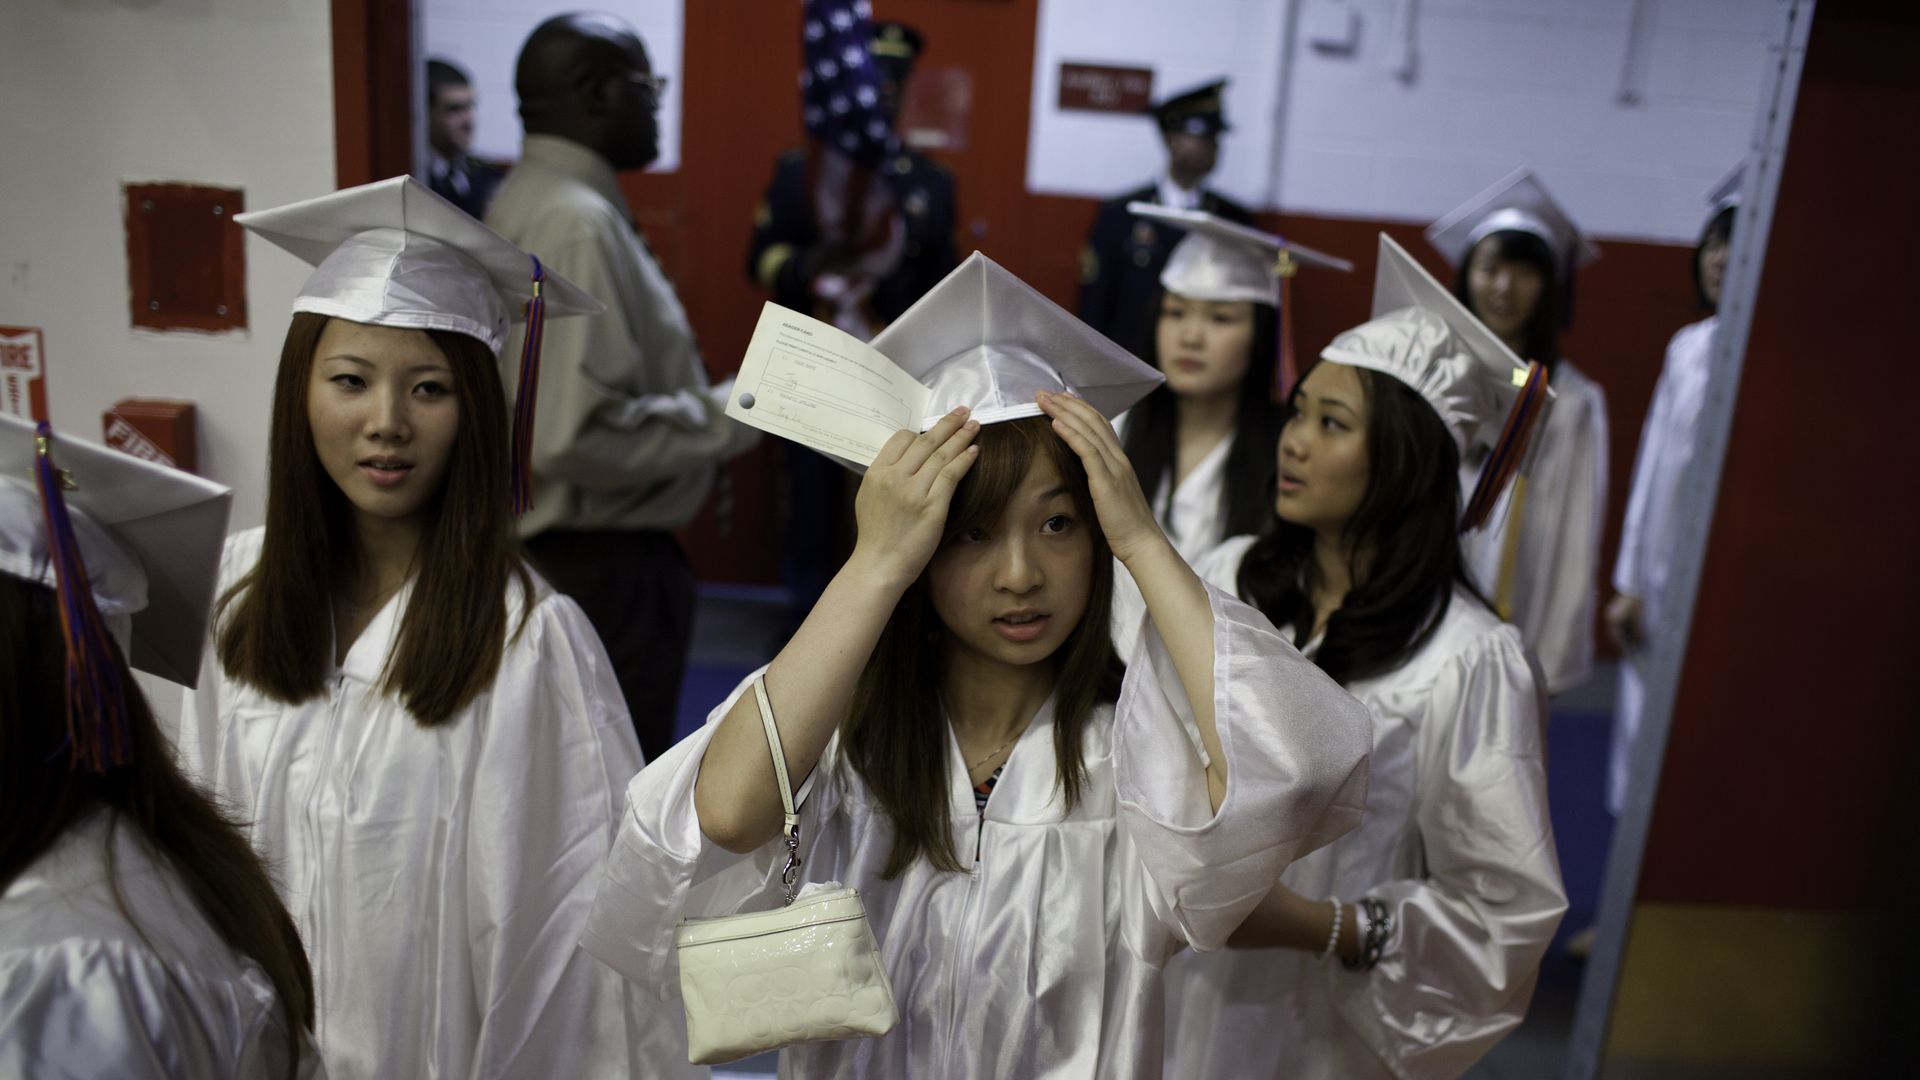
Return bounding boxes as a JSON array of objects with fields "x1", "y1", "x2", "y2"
[{"x1": 103, "y1": 399, "x2": 197, "y2": 474}]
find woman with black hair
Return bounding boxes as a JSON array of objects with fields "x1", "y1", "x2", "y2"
[
  {"x1": 1605, "y1": 168, "x2": 1739, "y2": 814},
  {"x1": 1162, "y1": 237, "x2": 1567, "y2": 1080},
  {"x1": 0, "y1": 416, "x2": 319, "y2": 1078},
  {"x1": 1117, "y1": 206, "x2": 1348, "y2": 563},
  {"x1": 1425, "y1": 169, "x2": 1610, "y2": 696}
]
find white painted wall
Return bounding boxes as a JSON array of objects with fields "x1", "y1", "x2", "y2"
[
  {"x1": 421, "y1": 0, "x2": 685, "y2": 171},
  {"x1": 0, "y1": 0, "x2": 336, "y2": 705},
  {"x1": 1028, "y1": 0, "x2": 1775, "y2": 243}
]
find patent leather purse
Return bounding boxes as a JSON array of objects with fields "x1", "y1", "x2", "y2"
[{"x1": 673, "y1": 675, "x2": 899, "y2": 1065}]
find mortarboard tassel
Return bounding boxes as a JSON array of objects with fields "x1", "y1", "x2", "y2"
[
  {"x1": 1461, "y1": 360, "x2": 1549, "y2": 533},
  {"x1": 510, "y1": 256, "x2": 546, "y2": 518},
  {"x1": 33, "y1": 422, "x2": 132, "y2": 772},
  {"x1": 1272, "y1": 249, "x2": 1299, "y2": 402}
]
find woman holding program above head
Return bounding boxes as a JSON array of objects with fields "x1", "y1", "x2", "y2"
[
  {"x1": 171, "y1": 178, "x2": 698, "y2": 1080},
  {"x1": 580, "y1": 253, "x2": 1372, "y2": 1078},
  {"x1": 0, "y1": 415, "x2": 321, "y2": 1079},
  {"x1": 1118, "y1": 204, "x2": 1350, "y2": 565},
  {"x1": 1162, "y1": 236, "x2": 1568, "y2": 1079},
  {"x1": 1426, "y1": 168, "x2": 1609, "y2": 695}
]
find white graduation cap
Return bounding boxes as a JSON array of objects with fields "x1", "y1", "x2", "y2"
[
  {"x1": 1126, "y1": 202, "x2": 1353, "y2": 306},
  {"x1": 1705, "y1": 158, "x2": 1747, "y2": 213},
  {"x1": 1319, "y1": 235, "x2": 1552, "y2": 529},
  {"x1": 236, "y1": 176, "x2": 604, "y2": 515},
  {"x1": 234, "y1": 176, "x2": 602, "y2": 355},
  {"x1": 0, "y1": 414, "x2": 233, "y2": 768},
  {"x1": 1425, "y1": 168, "x2": 1601, "y2": 273},
  {"x1": 871, "y1": 251, "x2": 1164, "y2": 426}
]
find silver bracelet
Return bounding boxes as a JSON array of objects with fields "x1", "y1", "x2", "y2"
[{"x1": 1316, "y1": 897, "x2": 1343, "y2": 961}]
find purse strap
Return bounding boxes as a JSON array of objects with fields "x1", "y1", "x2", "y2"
[{"x1": 752, "y1": 674, "x2": 804, "y2": 905}]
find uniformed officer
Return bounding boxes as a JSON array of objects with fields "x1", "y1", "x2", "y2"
[
  {"x1": 1078, "y1": 79, "x2": 1254, "y2": 356},
  {"x1": 746, "y1": 20, "x2": 958, "y2": 333}
]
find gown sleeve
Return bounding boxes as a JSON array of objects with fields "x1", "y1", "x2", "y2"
[
  {"x1": 0, "y1": 941, "x2": 323, "y2": 1080},
  {"x1": 1331, "y1": 623, "x2": 1568, "y2": 1080},
  {"x1": 1111, "y1": 580, "x2": 1372, "y2": 953},
  {"x1": 1614, "y1": 332, "x2": 1684, "y2": 596},
  {"x1": 1526, "y1": 377, "x2": 1607, "y2": 694},
  {"x1": 579, "y1": 665, "x2": 845, "y2": 1000},
  {"x1": 462, "y1": 591, "x2": 696, "y2": 1078}
]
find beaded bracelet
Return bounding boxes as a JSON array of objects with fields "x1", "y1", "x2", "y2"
[{"x1": 1316, "y1": 897, "x2": 1343, "y2": 961}]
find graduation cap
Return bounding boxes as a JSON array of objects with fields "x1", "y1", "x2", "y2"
[
  {"x1": 1150, "y1": 79, "x2": 1230, "y2": 137},
  {"x1": 1705, "y1": 158, "x2": 1747, "y2": 213},
  {"x1": 234, "y1": 176, "x2": 603, "y2": 516},
  {"x1": 1425, "y1": 168, "x2": 1601, "y2": 273},
  {"x1": 1128, "y1": 202, "x2": 1351, "y2": 306},
  {"x1": 1, "y1": 414, "x2": 233, "y2": 770},
  {"x1": 871, "y1": 251, "x2": 1164, "y2": 427},
  {"x1": 1128, "y1": 201, "x2": 1353, "y2": 399},
  {"x1": 1319, "y1": 234, "x2": 1553, "y2": 530}
]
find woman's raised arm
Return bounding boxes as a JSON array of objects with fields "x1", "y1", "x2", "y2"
[{"x1": 693, "y1": 409, "x2": 980, "y2": 852}]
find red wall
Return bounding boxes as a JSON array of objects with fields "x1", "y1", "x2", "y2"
[{"x1": 1636, "y1": 1, "x2": 1920, "y2": 909}]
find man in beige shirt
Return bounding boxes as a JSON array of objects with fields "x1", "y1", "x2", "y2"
[{"x1": 488, "y1": 13, "x2": 750, "y2": 758}]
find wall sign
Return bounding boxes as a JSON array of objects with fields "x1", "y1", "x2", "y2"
[
  {"x1": 0, "y1": 325, "x2": 48, "y2": 421},
  {"x1": 1057, "y1": 63, "x2": 1154, "y2": 114}
]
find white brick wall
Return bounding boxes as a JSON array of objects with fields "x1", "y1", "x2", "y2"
[{"x1": 1029, "y1": 0, "x2": 1779, "y2": 243}]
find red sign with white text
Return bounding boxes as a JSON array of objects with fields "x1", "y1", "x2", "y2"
[{"x1": 0, "y1": 326, "x2": 48, "y2": 421}]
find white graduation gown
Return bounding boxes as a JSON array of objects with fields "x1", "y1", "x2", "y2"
[
  {"x1": 173, "y1": 527, "x2": 698, "y2": 1080},
  {"x1": 579, "y1": 582, "x2": 1372, "y2": 1078},
  {"x1": 1460, "y1": 359, "x2": 1608, "y2": 695},
  {"x1": 1149, "y1": 434, "x2": 1232, "y2": 565},
  {"x1": 1163, "y1": 535, "x2": 1567, "y2": 1080},
  {"x1": 0, "y1": 812, "x2": 324, "y2": 1080},
  {"x1": 1117, "y1": 412, "x2": 1234, "y2": 566},
  {"x1": 1607, "y1": 317, "x2": 1716, "y2": 813}
]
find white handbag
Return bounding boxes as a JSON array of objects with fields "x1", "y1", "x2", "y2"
[{"x1": 673, "y1": 675, "x2": 899, "y2": 1065}]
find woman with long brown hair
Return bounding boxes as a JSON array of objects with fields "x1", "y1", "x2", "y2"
[
  {"x1": 0, "y1": 415, "x2": 318, "y2": 1078},
  {"x1": 171, "y1": 179, "x2": 698, "y2": 1080},
  {"x1": 580, "y1": 255, "x2": 1371, "y2": 1076}
]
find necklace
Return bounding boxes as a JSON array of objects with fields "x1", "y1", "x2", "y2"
[{"x1": 963, "y1": 727, "x2": 1025, "y2": 773}]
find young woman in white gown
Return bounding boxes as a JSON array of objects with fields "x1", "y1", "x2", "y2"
[
  {"x1": 580, "y1": 254, "x2": 1372, "y2": 1078},
  {"x1": 0, "y1": 418, "x2": 321, "y2": 1079},
  {"x1": 1604, "y1": 174, "x2": 1738, "y2": 813},
  {"x1": 1427, "y1": 169, "x2": 1609, "y2": 695},
  {"x1": 171, "y1": 179, "x2": 698, "y2": 1080},
  {"x1": 1117, "y1": 210, "x2": 1285, "y2": 564},
  {"x1": 1161, "y1": 236, "x2": 1568, "y2": 1079}
]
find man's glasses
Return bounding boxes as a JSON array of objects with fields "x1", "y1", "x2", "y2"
[{"x1": 627, "y1": 72, "x2": 669, "y2": 98}]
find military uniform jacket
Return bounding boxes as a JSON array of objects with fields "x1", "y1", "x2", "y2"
[
  {"x1": 1079, "y1": 183, "x2": 1254, "y2": 355},
  {"x1": 748, "y1": 145, "x2": 958, "y2": 326}
]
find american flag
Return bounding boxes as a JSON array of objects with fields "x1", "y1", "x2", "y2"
[{"x1": 799, "y1": 0, "x2": 900, "y2": 170}]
